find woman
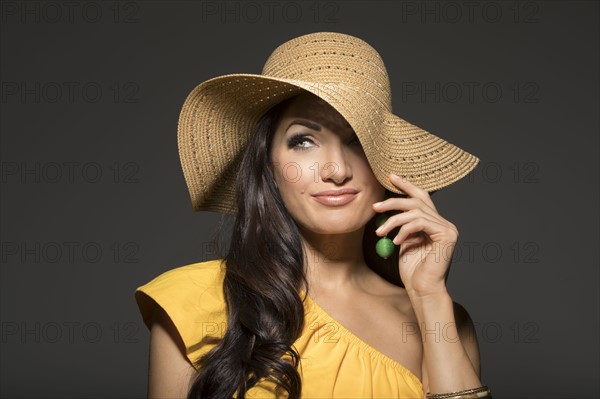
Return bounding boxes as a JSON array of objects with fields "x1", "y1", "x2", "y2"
[{"x1": 135, "y1": 32, "x2": 490, "y2": 399}]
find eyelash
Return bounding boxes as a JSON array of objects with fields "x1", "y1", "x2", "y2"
[
  {"x1": 287, "y1": 133, "x2": 360, "y2": 151},
  {"x1": 287, "y1": 134, "x2": 314, "y2": 151}
]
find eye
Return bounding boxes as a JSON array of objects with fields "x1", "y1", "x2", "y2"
[{"x1": 287, "y1": 133, "x2": 315, "y2": 151}]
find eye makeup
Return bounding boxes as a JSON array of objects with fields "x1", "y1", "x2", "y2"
[
  {"x1": 286, "y1": 132, "x2": 361, "y2": 151},
  {"x1": 287, "y1": 133, "x2": 314, "y2": 151}
]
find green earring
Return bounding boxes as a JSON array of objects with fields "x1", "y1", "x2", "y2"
[{"x1": 375, "y1": 193, "x2": 395, "y2": 259}]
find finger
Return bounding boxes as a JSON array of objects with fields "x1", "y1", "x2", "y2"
[
  {"x1": 392, "y1": 217, "x2": 450, "y2": 245},
  {"x1": 393, "y1": 220, "x2": 429, "y2": 245},
  {"x1": 388, "y1": 174, "x2": 437, "y2": 211},
  {"x1": 375, "y1": 209, "x2": 440, "y2": 237},
  {"x1": 373, "y1": 198, "x2": 445, "y2": 225}
]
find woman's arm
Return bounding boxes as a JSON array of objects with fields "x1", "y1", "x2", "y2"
[
  {"x1": 147, "y1": 306, "x2": 198, "y2": 398},
  {"x1": 416, "y1": 295, "x2": 482, "y2": 394},
  {"x1": 453, "y1": 301, "x2": 481, "y2": 377},
  {"x1": 373, "y1": 174, "x2": 487, "y2": 396}
]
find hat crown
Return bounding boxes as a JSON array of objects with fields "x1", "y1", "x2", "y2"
[{"x1": 261, "y1": 32, "x2": 392, "y2": 112}]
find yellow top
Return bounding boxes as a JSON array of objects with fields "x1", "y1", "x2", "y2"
[{"x1": 134, "y1": 259, "x2": 425, "y2": 399}]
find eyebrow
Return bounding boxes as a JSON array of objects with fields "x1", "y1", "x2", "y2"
[{"x1": 285, "y1": 119, "x2": 322, "y2": 132}]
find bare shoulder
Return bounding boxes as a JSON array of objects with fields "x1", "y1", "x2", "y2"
[{"x1": 148, "y1": 305, "x2": 198, "y2": 398}]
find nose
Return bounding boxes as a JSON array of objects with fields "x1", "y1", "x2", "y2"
[{"x1": 321, "y1": 143, "x2": 352, "y2": 184}]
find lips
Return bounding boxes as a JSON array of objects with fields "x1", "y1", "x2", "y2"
[
  {"x1": 312, "y1": 188, "x2": 359, "y2": 206},
  {"x1": 312, "y1": 188, "x2": 359, "y2": 196}
]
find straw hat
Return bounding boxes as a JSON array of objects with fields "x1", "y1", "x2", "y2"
[{"x1": 178, "y1": 31, "x2": 479, "y2": 214}]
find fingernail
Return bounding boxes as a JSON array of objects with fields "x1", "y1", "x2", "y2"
[
  {"x1": 375, "y1": 226, "x2": 383, "y2": 234},
  {"x1": 373, "y1": 202, "x2": 382, "y2": 207}
]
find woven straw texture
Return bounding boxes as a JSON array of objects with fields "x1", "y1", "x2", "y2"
[{"x1": 178, "y1": 32, "x2": 479, "y2": 214}]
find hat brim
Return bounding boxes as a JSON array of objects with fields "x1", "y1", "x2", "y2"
[{"x1": 178, "y1": 73, "x2": 479, "y2": 214}]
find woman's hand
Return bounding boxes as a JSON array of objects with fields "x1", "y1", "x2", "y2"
[{"x1": 373, "y1": 174, "x2": 458, "y2": 298}]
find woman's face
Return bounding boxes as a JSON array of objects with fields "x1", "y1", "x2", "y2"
[{"x1": 269, "y1": 92, "x2": 386, "y2": 235}]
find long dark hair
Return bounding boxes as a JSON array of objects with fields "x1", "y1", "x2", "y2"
[{"x1": 187, "y1": 94, "x2": 405, "y2": 399}]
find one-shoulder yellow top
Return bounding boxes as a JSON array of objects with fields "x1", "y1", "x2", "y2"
[{"x1": 134, "y1": 259, "x2": 425, "y2": 398}]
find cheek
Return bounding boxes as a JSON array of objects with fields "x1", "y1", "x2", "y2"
[
  {"x1": 274, "y1": 160, "x2": 313, "y2": 195},
  {"x1": 271, "y1": 153, "x2": 299, "y2": 198},
  {"x1": 272, "y1": 148, "x2": 312, "y2": 187},
  {"x1": 357, "y1": 160, "x2": 386, "y2": 197}
]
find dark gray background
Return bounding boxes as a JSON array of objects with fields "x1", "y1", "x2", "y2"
[{"x1": 1, "y1": 0, "x2": 598, "y2": 398}]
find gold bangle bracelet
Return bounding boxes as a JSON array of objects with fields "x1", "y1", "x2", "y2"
[{"x1": 425, "y1": 385, "x2": 492, "y2": 399}]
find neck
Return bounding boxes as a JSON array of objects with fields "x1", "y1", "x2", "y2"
[{"x1": 298, "y1": 225, "x2": 370, "y2": 293}]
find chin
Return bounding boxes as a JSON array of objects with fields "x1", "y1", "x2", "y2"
[
  {"x1": 304, "y1": 221, "x2": 364, "y2": 235},
  {"x1": 294, "y1": 207, "x2": 369, "y2": 233}
]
